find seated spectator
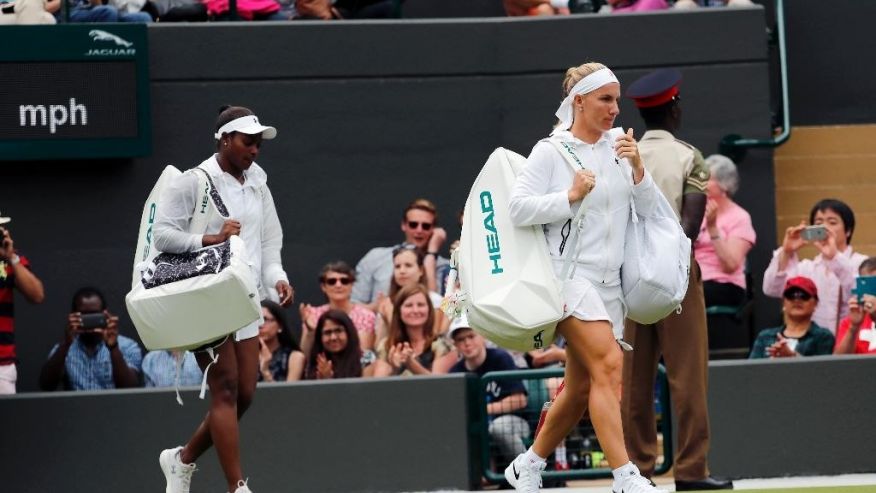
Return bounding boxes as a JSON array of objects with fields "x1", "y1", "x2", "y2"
[
  {"x1": 375, "y1": 244, "x2": 448, "y2": 342},
  {"x1": 57, "y1": 0, "x2": 152, "y2": 22},
  {"x1": 351, "y1": 198, "x2": 448, "y2": 309},
  {"x1": 204, "y1": 0, "x2": 284, "y2": 20},
  {"x1": 750, "y1": 276, "x2": 835, "y2": 359},
  {"x1": 0, "y1": 0, "x2": 57, "y2": 24},
  {"x1": 0, "y1": 220, "x2": 46, "y2": 395},
  {"x1": 258, "y1": 300, "x2": 305, "y2": 382},
  {"x1": 448, "y1": 316, "x2": 529, "y2": 466},
  {"x1": 143, "y1": 350, "x2": 202, "y2": 388},
  {"x1": 674, "y1": 0, "x2": 754, "y2": 8},
  {"x1": 373, "y1": 284, "x2": 454, "y2": 376},
  {"x1": 763, "y1": 198, "x2": 867, "y2": 333},
  {"x1": 695, "y1": 154, "x2": 756, "y2": 308},
  {"x1": 299, "y1": 261, "x2": 376, "y2": 355},
  {"x1": 304, "y1": 310, "x2": 375, "y2": 379},
  {"x1": 834, "y1": 258, "x2": 876, "y2": 355},
  {"x1": 502, "y1": 0, "x2": 569, "y2": 16},
  {"x1": 143, "y1": 0, "x2": 207, "y2": 21},
  {"x1": 608, "y1": 0, "x2": 667, "y2": 13},
  {"x1": 39, "y1": 287, "x2": 142, "y2": 390}
]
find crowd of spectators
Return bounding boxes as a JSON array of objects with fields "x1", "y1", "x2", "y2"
[
  {"x1": 0, "y1": 0, "x2": 759, "y2": 25},
  {"x1": 3, "y1": 189, "x2": 872, "y2": 389}
]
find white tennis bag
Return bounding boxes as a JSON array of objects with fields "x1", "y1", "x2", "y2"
[
  {"x1": 126, "y1": 166, "x2": 261, "y2": 351},
  {"x1": 447, "y1": 148, "x2": 573, "y2": 352},
  {"x1": 621, "y1": 182, "x2": 691, "y2": 324}
]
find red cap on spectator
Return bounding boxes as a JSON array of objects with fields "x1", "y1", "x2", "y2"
[{"x1": 783, "y1": 276, "x2": 818, "y2": 299}]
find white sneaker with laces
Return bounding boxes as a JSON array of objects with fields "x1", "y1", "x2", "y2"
[
  {"x1": 612, "y1": 467, "x2": 668, "y2": 493},
  {"x1": 504, "y1": 453, "x2": 546, "y2": 493},
  {"x1": 159, "y1": 446, "x2": 197, "y2": 493},
  {"x1": 231, "y1": 479, "x2": 252, "y2": 493}
]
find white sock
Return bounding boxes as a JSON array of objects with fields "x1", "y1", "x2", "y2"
[
  {"x1": 554, "y1": 444, "x2": 568, "y2": 465},
  {"x1": 523, "y1": 447, "x2": 546, "y2": 464},
  {"x1": 612, "y1": 461, "x2": 638, "y2": 481}
]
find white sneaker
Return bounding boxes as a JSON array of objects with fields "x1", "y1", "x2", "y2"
[
  {"x1": 159, "y1": 446, "x2": 197, "y2": 493},
  {"x1": 612, "y1": 466, "x2": 668, "y2": 493},
  {"x1": 231, "y1": 479, "x2": 252, "y2": 493},
  {"x1": 504, "y1": 453, "x2": 546, "y2": 493}
]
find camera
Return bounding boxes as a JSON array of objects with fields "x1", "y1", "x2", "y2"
[
  {"x1": 80, "y1": 312, "x2": 108, "y2": 331},
  {"x1": 800, "y1": 225, "x2": 828, "y2": 242}
]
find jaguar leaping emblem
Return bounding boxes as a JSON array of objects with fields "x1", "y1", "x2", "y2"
[{"x1": 89, "y1": 29, "x2": 133, "y2": 48}]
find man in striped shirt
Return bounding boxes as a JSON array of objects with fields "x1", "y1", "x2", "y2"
[{"x1": 0, "y1": 220, "x2": 45, "y2": 394}]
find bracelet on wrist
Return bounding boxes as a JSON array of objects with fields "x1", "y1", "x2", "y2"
[{"x1": 426, "y1": 251, "x2": 438, "y2": 257}]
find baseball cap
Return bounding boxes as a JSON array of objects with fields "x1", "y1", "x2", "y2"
[
  {"x1": 0, "y1": 211, "x2": 10, "y2": 225},
  {"x1": 448, "y1": 314, "x2": 473, "y2": 339},
  {"x1": 783, "y1": 276, "x2": 818, "y2": 299}
]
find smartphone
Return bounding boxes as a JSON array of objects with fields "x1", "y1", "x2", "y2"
[
  {"x1": 856, "y1": 276, "x2": 876, "y2": 301},
  {"x1": 80, "y1": 312, "x2": 107, "y2": 331},
  {"x1": 800, "y1": 225, "x2": 828, "y2": 242}
]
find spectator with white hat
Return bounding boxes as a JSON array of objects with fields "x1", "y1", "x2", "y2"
[{"x1": 447, "y1": 315, "x2": 530, "y2": 468}]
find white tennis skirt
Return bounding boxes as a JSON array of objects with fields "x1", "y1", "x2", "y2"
[{"x1": 561, "y1": 276, "x2": 626, "y2": 339}]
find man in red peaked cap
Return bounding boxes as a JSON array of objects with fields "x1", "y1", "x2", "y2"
[{"x1": 620, "y1": 68, "x2": 732, "y2": 491}]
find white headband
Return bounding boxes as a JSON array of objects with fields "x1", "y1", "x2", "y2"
[
  {"x1": 551, "y1": 68, "x2": 619, "y2": 135},
  {"x1": 214, "y1": 115, "x2": 277, "y2": 140}
]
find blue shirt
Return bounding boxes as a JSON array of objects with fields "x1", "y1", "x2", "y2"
[
  {"x1": 48, "y1": 335, "x2": 143, "y2": 390},
  {"x1": 142, "y1": 350, "x2": 202, "y2": 387},
  {"x1": 450, "y1": 348, "x2": 526, "y2": 404}
]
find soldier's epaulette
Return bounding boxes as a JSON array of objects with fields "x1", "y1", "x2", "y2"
[{"x1": 674, "y1": 138, "x2": 696, "y2": 150}]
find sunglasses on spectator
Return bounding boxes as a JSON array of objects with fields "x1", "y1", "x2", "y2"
[
  {"x1": 323, "y1": 277, "x2": 352, "y2": 286},
  {"x1": 406, "y1": 221, "x2": 433, "y2": 231},
  {"x1": 322, "y1": 327, "x2": 346, "y2": 337},
  {"x1": 783, "y1": 290, "x2": 813, "y2": 301},
  {"x1": 392, "y1": 243, "x2": 418, "y2": 257}
]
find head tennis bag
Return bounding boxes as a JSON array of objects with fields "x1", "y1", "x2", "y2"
[
  {"x1": 451, "y1": 148, "x2": 565, "y2": 352},
  {"x1": 126, "y1": 167, "x2": 260, "y2": 350}
]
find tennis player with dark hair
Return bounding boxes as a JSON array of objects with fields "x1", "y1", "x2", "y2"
[{"x1": 154, "y1": 105, "x2": 293, "y2": 493}]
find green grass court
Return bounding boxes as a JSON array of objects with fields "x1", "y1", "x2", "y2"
[{"x1": 717, "y1": 488, "x2": 876, "y2": 493}]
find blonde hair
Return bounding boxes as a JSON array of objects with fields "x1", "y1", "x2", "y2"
[{"x1": 562, "y1": 62, "x2": 608, "y2": 97}]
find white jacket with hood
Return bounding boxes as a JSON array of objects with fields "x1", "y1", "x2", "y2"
[{"x1": 509, "y1": 129, "x2": 659, "y2": 287}]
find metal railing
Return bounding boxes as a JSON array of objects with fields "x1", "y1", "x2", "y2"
[
  {"x1": 477, "y1": 365, "x2": 673, "y2": 484},
  {"x1": 720, "y1": 0, "x2": 790, "y2": 159}
]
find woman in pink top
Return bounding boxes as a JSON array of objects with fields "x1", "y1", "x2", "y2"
[
  {"x1": 299, "y1": 261, "x2": 376, "y2": 356},
  {"x1": 694, "y1": 155, "x2": 756, "y2": 308},
  {"x1": 763, "y1": 198, "x2": 868, "y2": 333}
]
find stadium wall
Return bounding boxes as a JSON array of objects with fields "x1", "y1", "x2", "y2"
[
  {"x1": 3, "y1": 9, "x2": 775, "y2": 392},
  {"x1": 2, "y1": 357, "x2": 875, "y2": 492}
]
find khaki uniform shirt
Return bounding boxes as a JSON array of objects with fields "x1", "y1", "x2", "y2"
[{"x1": 637, "y1": 129, "x2": 709, "y2": 220}]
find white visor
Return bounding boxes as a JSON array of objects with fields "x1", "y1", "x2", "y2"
[{"x1": 214, "y1": 115, "x2": 277, "y2": 140}]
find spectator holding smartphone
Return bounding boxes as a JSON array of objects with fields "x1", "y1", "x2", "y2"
[
  {"x1": 834, "y1": 257, "x2": 876, "y2": 355},
  {"x1": 0, "y1": 216, "x2": 45, "y2": 394},
  {"x1": 763, "y1": 198, "x2": 867, "y2": 333},
  {"x1": 38, "y1": 287, "x2": 142, "y2": 391}
]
